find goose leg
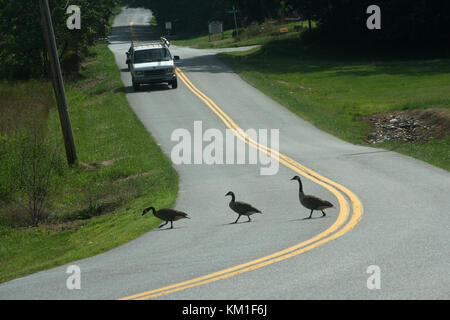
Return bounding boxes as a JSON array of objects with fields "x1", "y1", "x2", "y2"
[
  {"x1": 247, "y1": 215, "x2": 251, "y2": 222},
  {"x1": 321, "y1": 210, "x2": 326, "y2": 217},
  {"x1": 234, "y1": 215, "x2": 241, "y2": 224},
  {"x1": 170, "y1": 220, "x2": 173, "y2": 229},
  {"x1": 158, "y1": 221, "x2": 168, "y2": 228},
  {"x1": 307, "y1": 209, "x2": 314, "y2": 219}
]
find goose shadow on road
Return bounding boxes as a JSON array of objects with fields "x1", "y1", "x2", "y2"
[
  {"x1": 287, "y1": 215, "x2": 332, "y2": 222},
  {"x1": 152, "y1": 226, "x2": 187, "y2": 231},
  {"x1": 218, "y1": 220, "x2": 261, "y2": 227}
]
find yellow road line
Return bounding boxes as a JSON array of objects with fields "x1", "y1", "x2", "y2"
[
  {"x1": 119, "y1": 38, "x2": 363, "y2": 300},
  {"x1": 175, "y1": 67, "x2": 362, "y2": 228},
  {"x1": 130, "y1": 21, "x2": 135, "y2": 38},
  {"x1": 120, "y1": 22, "x2": 363, "y2": 300},
  {"x1": 176, "y1": 67, "x2": 361, "y2": 210}
]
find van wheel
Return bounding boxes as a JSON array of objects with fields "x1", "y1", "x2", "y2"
[{"x1": 171, "y1": 79, "x2": 178, "y2": 89}]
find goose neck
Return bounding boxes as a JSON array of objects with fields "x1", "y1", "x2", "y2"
[{"x1": 297, "y1": 179, "x2": 304, "y2": 194}]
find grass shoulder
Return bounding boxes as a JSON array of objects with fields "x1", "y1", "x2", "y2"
[{"x1": 0, "y1": 44, "x2": 178, "y2": 283}]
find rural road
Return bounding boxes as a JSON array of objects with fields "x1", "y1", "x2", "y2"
[{"x1": 0, "y1": 7, "x2": 448, "y2": 300}]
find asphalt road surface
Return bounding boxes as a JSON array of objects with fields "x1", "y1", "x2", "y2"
[{"x1": 0, "y1": 7, "x2": 448, "y2": 300}]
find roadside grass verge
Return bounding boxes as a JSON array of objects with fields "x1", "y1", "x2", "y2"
[
  {"x1": 219, "y1": 39, "x2": 450, "y2": 171},
  {"x1": 172, "y1": 21, "x2": 313, "y2": 49},
  {"x1": 0, "y1": 44, "x2": 178, "y2": 283}
]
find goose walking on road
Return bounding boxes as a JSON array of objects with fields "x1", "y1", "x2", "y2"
[
  {"x1": 225, "y1": 191, "x2": 262, "y2": 224},
  {"x1": 291, "y1": 176, "x2": 333, "y2": 219},
  {"x1": 142, "y1": 207, "x2": 190, "y2": 229}
]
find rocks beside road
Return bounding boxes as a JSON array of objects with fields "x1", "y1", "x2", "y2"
[{"x1": 361, "y1": 108, "x2": 450, "y2": 144}]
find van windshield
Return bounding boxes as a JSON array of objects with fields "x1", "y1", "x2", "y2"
[{"x1": 133, "y1": 48, "x2": 171, "y2": 63}]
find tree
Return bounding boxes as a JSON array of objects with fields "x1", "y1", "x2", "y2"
[
  {"x1": 280, "y1": 0, "x2": 450, "y2": 47},
  {"x1": 280, "y1": 0, "x2": 325, "y2": 31},
  {"x1": 0, "y1": 0, "x2": 118, "y2": 79}
]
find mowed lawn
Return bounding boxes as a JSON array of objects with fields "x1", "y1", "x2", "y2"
[
  {"x1": 0, "y1": 44, "x2": 178, "y2": 283},
  {"x1": 220, "y1": 39, "x2": 450, "y2": 170}
]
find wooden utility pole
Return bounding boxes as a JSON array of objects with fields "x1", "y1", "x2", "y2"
[{"x1": 39, "y1": 0, "x2": 77, "y2": 165}]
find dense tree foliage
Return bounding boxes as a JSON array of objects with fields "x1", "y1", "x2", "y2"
[
  {"x1": 127, "y1": 0, "x2": 449, "y2": 47},
  {"x1": 282, "y1": 0, "x2": 450, "y2": 45},
  {"x1": 2, "y1": 0, "x2": 447, "y2": 80},
  {"x1": 0, "y1": 0, "x2": 117, "y2": 79}
]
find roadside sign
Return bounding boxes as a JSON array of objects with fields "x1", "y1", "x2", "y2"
[
  {"x1": 227, "y1": 5, "x2": 240, "y2": 14},
  {"x1": 227, "y1": 6, "x2": 240, "y2": 37},
  {"x1": 208, "y1": 21, "x2": 224, "y2": 41},
  {"x1": 209, "y1": 21, "x2": 223, "y2": 34}
]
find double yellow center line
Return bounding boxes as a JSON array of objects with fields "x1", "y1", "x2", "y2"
[
  {"x1": 130, "y1": 21, "x2": 135, "y2": 38},
  {"x1": 118, "y1": 57, "x2": 363, "y2": 299}
]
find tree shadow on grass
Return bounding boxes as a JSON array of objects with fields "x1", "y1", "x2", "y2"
[{"x1": 222, "y1": 37, "x2": 450, "y2": 77}]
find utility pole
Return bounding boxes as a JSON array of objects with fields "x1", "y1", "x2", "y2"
[{"x1": 38, "y1": 0, "x2": 77, "y2": 166}]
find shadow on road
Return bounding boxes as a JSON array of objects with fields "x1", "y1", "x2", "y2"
[
  {"x1": 113, "y1": 83, "x2": 172, "y2": 94},
  {"x1": 109, "y1": 25, "x2": 158, "y2": 43},
  {"x1": 152, "y1": 226, "x2": 187, "y2": 231},
  {"x1": 137, "y1": 83, "x2": 172, "y2": 92},
  {"x1": 287, "y1": 216, "x2": 331, "y2": 222},
  {"x1": 175, "y1": 55, "x2": 235, "y2": 75}
]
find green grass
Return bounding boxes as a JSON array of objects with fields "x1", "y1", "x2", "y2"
[
  {"x1": 219, "y1": 39, "x2": 450, "y2": 171},
  {"x1": 0, "y1": 44, "x2": 178, "y2": 283},
  {"x1": 172, "y1": 21, "x2": 314, "y2": 49}
]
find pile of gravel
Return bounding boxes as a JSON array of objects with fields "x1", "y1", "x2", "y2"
[{"x1": 362, "y1": 109, "x2": 450, "y2": 144}]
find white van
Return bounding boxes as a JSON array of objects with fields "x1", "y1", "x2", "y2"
[{"x1": 126, "y1": 40, "x2": 180, "y2": 91}]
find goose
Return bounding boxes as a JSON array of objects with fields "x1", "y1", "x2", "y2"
[
  {"x1": 142, "y1": 207, "x2": 190, "y2": 229},
  {"x1": 291, "y1": 176, "x2": 333, "y2": 219},
  {"x1": 225, "y1": 191, "x2": 262, "y2": 224}
]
